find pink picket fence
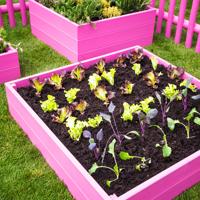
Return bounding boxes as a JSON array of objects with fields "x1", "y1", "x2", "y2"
[
  {"x1": 0, "y1": 0, "x2": 28, "y2": 27},
  {"x1": 0, "y1": 0, "x2": 200, "y2": 53},
  {"x1": 150, "y1": 0, "x2": 200, "y2": 53}
]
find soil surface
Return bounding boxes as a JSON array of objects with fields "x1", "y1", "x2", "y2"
[{"x1": 18, "y1": 54, "x2": 200, "y2": 197}]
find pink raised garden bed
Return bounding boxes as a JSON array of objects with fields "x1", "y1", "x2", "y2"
[
  {"x1": 29, "y1": 0, "x2": 156, "y2": 62},
  {"x1": 5, "y1": 46, "x2": 200, "y2": 200},
  {"x1": 0, "y1": 46, "x2": 20, "y2": 84}
]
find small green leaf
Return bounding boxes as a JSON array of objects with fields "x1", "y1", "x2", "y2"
[
  {"x1": 162, "y1": 145, "x2": 172, "y2": 158},
  {"x1": 108, "y1": 139, "x2": 116, "y2": 158},
  {"x1": 150, "y1": 56, "x2": 158, "y2": 71},
  {"x1": 113, "y1": 164, "x2": 119, "y2": 177},
  {"x1": 106, "y1": 180, "x2": 111, "y2": 187},
  {"x1": 194, "y1": 117, "x2": 200, "y2": 125},
  {"x1": 89, "y1": 163, "x2": 99, "y2": 174},
  {"x1": 119, "y1": 151, "x2": 134, "y2": 160},
  {"x1": 167, "y1": 117, "x2": 179, "y2": 131}
]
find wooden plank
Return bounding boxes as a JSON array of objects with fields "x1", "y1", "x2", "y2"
[
  {"x1": 156, "y1": 0, "x2": 166, "y2": 33},
  {"x1": 174, "y1": 0, "x2": 188, "y2": 44},
  {"x1": 165, "y1": 0, "x2": 176, "y2": 38},
  {"x1": 185, "y1": 0, "x2": 200, "y2": 48},
  {"x1": 6, "y1": 0, "x2": 16, "y2": 27}
]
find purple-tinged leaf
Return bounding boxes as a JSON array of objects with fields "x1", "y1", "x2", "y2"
[
  {"x1": 192, "y1": 94, "x2": 200, "y2": 100},
  {"x1": 155, "y1": 91, "x2": 161, "y2": 105},
  {"x1": 83, "y1": 130, "x2": 91, "y2": 138},
  {"x1": 100, "y1": 112, "x2": 111, "y2": 123},
  {"x1": 89, "y1": 143, "x2": 97, "y2": 151},
  {"x1": 96, "y1": 128, "x2": 103, "y2": 141},
  {"x1": 147, "y1": 109, "x2": 158, "y2": 119},
  {"x1": 108, "y1": 101, "x2": 116, "y2": 113}
]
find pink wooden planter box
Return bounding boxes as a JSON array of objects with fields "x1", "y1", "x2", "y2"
[
  {"x1": 0, "y1": 46, "x2": 20, "y2": 84},
  {"x1": 29, "y1": 0, "x2": 156, "y2": 62},
  {"x1": 5, "y1": 46, "x2": 200, "y2": 200}
]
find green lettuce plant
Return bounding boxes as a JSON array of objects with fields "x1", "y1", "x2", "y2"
[
  {"x1": 52, "y1": 106, "x2": 72, "y2": 123},
  {"x1": 49, "y1": 73, "x2": 64, "y2": 90},
  {"x1": 40, "y1": 95, "x2": 58, "y2": 112},
  {"x1": 132, "y1": 63, "x2": 142, "y2": 75},
  {"x1": 88, "y1": 73, "x2": 102, "y2": 91},
  {"x1": 150, "y1": 56, "x2": 158, "y2": 71},
  {"x1": 120, "y1": 80, "x2": 134, "y2": 94},
  {"x1": 143, "y1": 71, "x2": 159, "y2": 89},
  {"x1": 101, "y1": 68, "x2": 116, "y2": 85},
  {"x1": 87, "y1": 114, "x2": 103, "y2": 128},
  {"x1": 64, "y1": 88, "x2": 80, "y2": 103},
  {"x1": 70, "y1": 66, "x2": 85, "y2": 81},
  {"x1": 30, "y1": 78, "x2": 46, "y2": 97},
  {"x1": 73, "y1": 100, "x2": 88, "y2": 114}
]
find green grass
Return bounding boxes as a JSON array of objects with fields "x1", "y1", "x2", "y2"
[{"x1": 1, "y1": 4, "x2": 200, "y2": 200}]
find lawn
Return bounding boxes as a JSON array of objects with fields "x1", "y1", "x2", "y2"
[{"x1": 0, "y1": 2, "x2": 200, "y2": 200}]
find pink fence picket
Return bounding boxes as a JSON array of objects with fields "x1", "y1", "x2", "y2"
[
  {"x1": 151, "y1": 0, "x2": 200, "y2": 53},
  {"x1": 0, "y1": 0, "x2": 29, "y2": 28}
]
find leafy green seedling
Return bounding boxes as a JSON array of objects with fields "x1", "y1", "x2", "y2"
[
  {"x1": 66, "y1": 116, "x2": 88, "y2": 141},
  {"x1": 94, "y1": 85, "x2": 108, "y2": 103},
  {"x1": 140, "y1": 96, "x2": 155, "y2": 114},
  {"x1": 143, "y1": 71, "x2": 159, "y2": 89},
  {"x1": 73, "y1": 100, "x2": 88, "y2": 114},
  {"x1": 89, "y1": 139, "x2": 123, "y2": 188},
  {"x1": 115, "y1": 54, "x2": 127, "y2": 68},
  {"x1": 167, "y1": 65, "x2": 184, "y2": 80},
  {"x1": 162, "y1": 84, "x2": 181, "y2": 101},
  {"x1": 70, "y1": 66, "x2": 85, "y2": 81},
  {"x1": 129, "y1": 48, "x2": 143, "y2": 64},
  {"x1": 132, "y1": 63, "x2": 142, "y2": 75},
  {"x1": 83, "y1": 129, "x2": 103, "y2": 160},
  {"x1": 180, "y1": 79, "x2": 197, "y2": 111},
  {"x1": 52, "y1": 106, "x2": 72, "y2": 123},
  {"x1": 151, "y1": 125, "x2": 172, "y2": 158},
  {"x1": 101, "y1": 68, "x2": 116, "y2": 86},
  {"x1": 64, "y1": 88, "x2": 80, "y2": 104},
  {"x1": 150, "y1": 56, "x2": 158, "y2": 71},
  {"x1": 49, "y1": 73, "x2": 64, "y2": 90},
  {"x1": 40, "y1": 95, "x2": 58, "y2": 112},
  {"x1": 96, "y1": 59, "x2": 106, "y2": 74},
  {"x1": 120, "y1": 80, "x2": 134, "y2": 95},
  {"x1": 119, "y1": 151, "x2": 151, "y2": 172},
  {"x1": 88, "y1": 73, "x2": 102, "y2": 91},
  {"x1": 87, "y1": 115, "x2": 103, "y2": 128},
  {"x1": 30, "y1": 78, "x2": 46, "y2": 97}
]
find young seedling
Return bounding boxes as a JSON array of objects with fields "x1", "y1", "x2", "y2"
[
  {"x1": 167, "y1": 117, "x2": 190, "y2": 139},
  {"x1": 70, "y1": 65, "x2": 85, "y2": 81},
  {"x1": 167, "y1": 65, "x2": 184, "y2": 80},
  {"x1": 132, "y1": 63, "x2": 142, "y2": 76},
  {"x1": 119, "y1": 151, "x2": 151, "y2": 172},
  {"x1": 101, "y1": 68, "x2": 116, "y2": 86},
  {"x1": 151, "y1": 125, "x2": 172, "y2": 158},
  {"x1": 87, "y1": 114, "x2": 103, "y2": 128},
  {"x1": 120, "y1": 80, "x2": 134, "y2": 95},
  {"x1": 49, "y1": 73, "x2": 64, "y2": 90},
  {"x1": 150, "y1": 56, "x2": 158, "y2": 71},
  {"x1": 64, "y1": 88, "x2": 80, "y2": 104},
  {"x1": 88, "y1": 73, "x2": 102, "y2": 91},
  {"x1": 115, "y1": 54, "x2": 127, "y2": 68},
  {"x1": 96, "y1": 59, "x2": 105, "y2": 74},
  {"x1": 40, "y1": 95, "x2": 58, "y2": 112},
  {"x1": 155, "y1": 84, "x2": 181, "y2": 126},
  {"x1": 72, "y1": 100, "x2": 88, "y2": 114},
  {"x1": 89, "y1": 139, "x2": 123, "y2": 187},
  {"x1": 52, "y1": 106, "x2": 72, "y2": 123},
  {"x1": 143, "y1": 71, "x2": 159, "y2": 89},
  {"x1": 30, "y1": 78, "x2": 46, "y2": 97},
  {"x1": 129, "y1": 48, "x2": 143, "y2": 64},
  {"x1": 94, "y1": 85, "x2": 108, "y2": 103},
  {"x1": 83, "y1": 129, "x2": 103, "y2": 160},
  {"x1": 180, "y1": 79, "x2": 197, "y2": 111},
  {"x1": 65, "y1": 116, "x2": 88, "y2": 141}
]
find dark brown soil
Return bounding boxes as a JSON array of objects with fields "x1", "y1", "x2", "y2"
[{"x1": 17, "y1": 55, "x2": 200, "y2": 197}]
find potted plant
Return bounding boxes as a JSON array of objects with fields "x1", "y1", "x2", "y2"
[
  {"x1": 0, "y1": 28, "x2": 20, "y2": 84},
  {"x1": 5, "y1": 46, "x2": 200, "y2": 200},
  {"x1": 29, "y1": 0, "x2": 156, "y2": 62}
]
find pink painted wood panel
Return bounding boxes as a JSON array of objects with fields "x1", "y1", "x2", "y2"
[
  {"x1": 6, "y1": 0, "x2": 16, "y2": 27},
  {"x1": 0, "y1": 47, "x2": 20, "y2": 84},
  {"x1": 174, "y1": 0, "x2": 188, "y2": 44},
  {"x1": 5, "y1": 46, "x2": 200, "y2": 200},
  {"x1": 29, "y1": 0, "x2": 156, "y2": 62},
  {"x1": 156, "y1": 0, "x2": 166, "y2": 33}
]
